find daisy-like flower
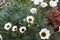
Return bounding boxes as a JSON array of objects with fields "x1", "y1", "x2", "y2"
[
  {"x1": 12, "y1": 26, "x2": 17, "y2": 31},
  {"x1": 49, "y1": 1, "x2": 57, "y2": 7},
  {"x1": 39, "y1": 28, "x2": 51, "y2": 39},
  {"x1": 19, "y1": 26, "x2": 26, "y2": 33},
  {"x1": 40, "y1": 2, "x2": 48, "y2": 8},
  {"x1": 26, "y1": 16, "x2": 34, "y2": 23},
  {"x1": 30, "y1": 8, "x2": 37, "y2": 13},
  {"x1": 4, "y1": 23, "x2": 11, "y2": 30},
  {"x1": 55, "y1": 0, "x2": 59, "y2": 2},
  {"x1": 0, "y1": 34, "x2": 2, "y2": 40}
]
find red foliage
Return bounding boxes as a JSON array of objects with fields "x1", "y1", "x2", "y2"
[{"x1": 46, "y1": 7, "x2": 60, "y2": 31}]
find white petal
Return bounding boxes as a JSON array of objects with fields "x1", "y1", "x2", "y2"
[
  {"x1": 34, "y1": 1, "x2": 39, "y2": 5},
  {"x1": 55, "y1": 0, "x2": 59, "y2": 2},
  {"x1": 46, "y1": 33, "x2": 50, "y2": 39},
  {"x1": 0, "y1": 35, "x2": 2, "y2": 40},
  {"x1": 49, "y1": 1, "x2": 57, "y2": 7},
  {"x1": 40, "y1": 36, "x2": 46, "y2": 39}
]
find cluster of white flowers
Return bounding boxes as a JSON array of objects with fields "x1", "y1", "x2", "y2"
[
  {"x1": 4, "y1": 17, "x2": 51, "y2": 39},
  {"x1": 4, "y1": 15, "x2": 35, "y2": 33},
  {"x1": 4, "y1": 23, "x2": 51, "y2": 39},
  {"x1": 23, "y1": 16, "x2": 51, "y2": 39},
  {"x1": 30, "y1": 0, "x2": 59, "y2": 8},
  {"x1": 4, "y1": 23, "x2": 17, "y2": 31},
  {"x1": 4, "y1": 23, "x2": 27, "y2": 33}
]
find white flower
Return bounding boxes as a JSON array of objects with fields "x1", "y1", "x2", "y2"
[
  {"x1": 4, "y1": 23, "x2": 11, "y2": 30},
  {"x1": 39, "y1": 28, "x2": 51, "y2": 39},
  {"x1": 26, "y1": 16, "x2": 34, "y2": 23},
  {"x1": 0, "y1": 34, "x2": 2, "y2": 40},
  {"x1": 55, "y1": 0, "x2": 59, "y2": 2},
  {"x1": 40, "y1": 2, "x2": 48, "y2": 8},
  {"x1": 19, "y1": 26, "x2": 26, "y2": 33},
  {"x1": 30, "y1": 8, "x2": 37, "y2": 13},
  {"x1": 33, "y1": 0, "x2": 42, "y2": 5},
  {"x1": 12, "y1": 26, "x2": 17, "y2": 31},
  {"x1": 49, "y1": 1, "x2": 57, "y2": 7}
]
